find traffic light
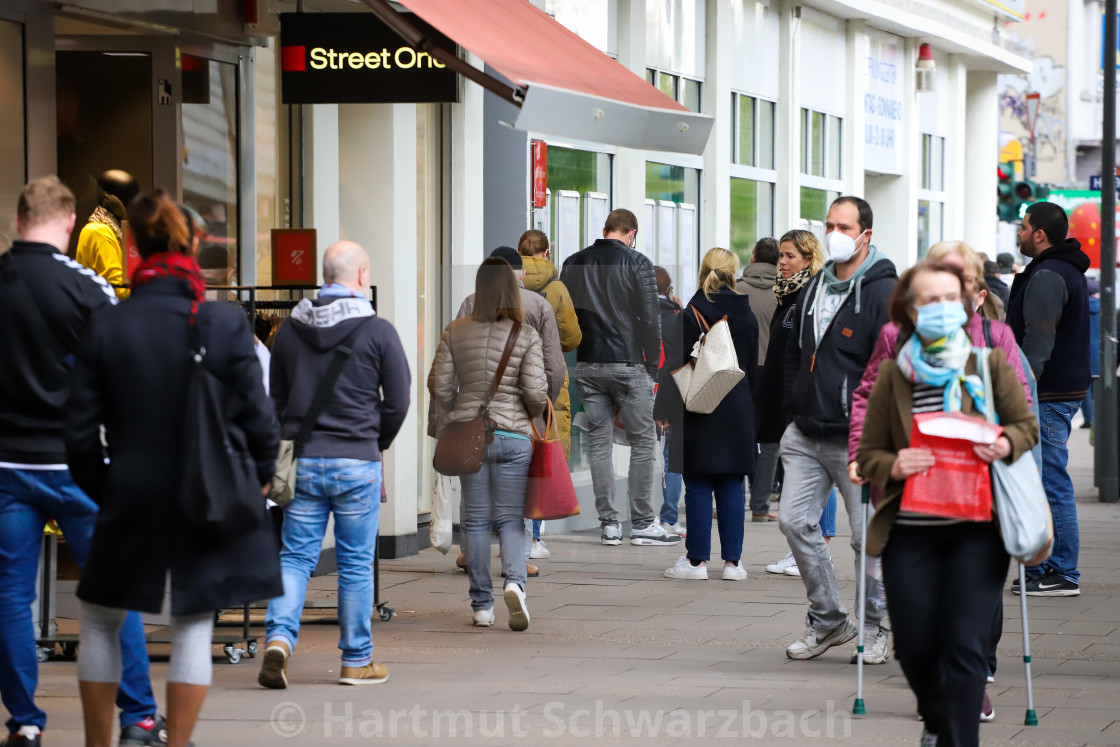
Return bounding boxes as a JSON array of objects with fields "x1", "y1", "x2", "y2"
[
  {"x1": 997, "y1": 162, "x2": 1017, "y2": 222},
  {"x1": 1013, "y1": 179, "x2": 1051, "y2": 220}
]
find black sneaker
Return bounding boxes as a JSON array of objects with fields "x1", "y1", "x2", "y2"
[
  {"x1": 120, "y1": 714, "x2": 167, "y2": 746},
  {"x1": 1, "y1": 732, "x2": 41, "y2": 747},
  {"x1": 1016, "y1": 572, "x2": 1080, "y2": 597}
]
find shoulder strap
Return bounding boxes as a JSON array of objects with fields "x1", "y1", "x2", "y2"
[
  {"x1": 293, "y1": 320, "x2": 368, "y2": 452},
  {"x1": 537, "y1": 278, "x2": 555, "y2": 297},
  {"x1": 978, "y1": 347, "x2": 997, "y2": 425},
  {"x1": 982, "y1": 318, "x2": 994, "y2": 348},
  {"x1": 486, "y1": 322, "x2": 522, "y2": 405},
  {"x1": 0, "y1": 252, "x2": 72, "y2": 364},
  {"x1": 689, "y1": 305, "x2": 711, "y2": 333}
]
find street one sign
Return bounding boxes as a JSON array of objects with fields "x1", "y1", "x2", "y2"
[
  {"x1": 1090, "y1": 174, "x2": 1120, "y2": 193},
  {"x1": 279, "y1": 13, "x2": 459, "y2": 104}
]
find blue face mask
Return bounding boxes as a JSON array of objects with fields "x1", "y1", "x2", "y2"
[{"x1": 915, "y1": 301, "x2": 968, "y2": 341}]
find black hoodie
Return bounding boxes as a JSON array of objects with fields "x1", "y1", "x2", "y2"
[
  {"x1": 270, "y1": 296, "x2": 411, "y2": 461},
  {"x1": 1007, "y1": 239, "x2": 1091, "y2": 402}
]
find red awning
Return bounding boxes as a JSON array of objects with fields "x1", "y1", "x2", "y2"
[{"x1": 393, "y1": 0, "x2": 714, "y2": 155}]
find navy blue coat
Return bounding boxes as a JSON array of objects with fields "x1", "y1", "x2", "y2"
[{"x1": 654, "y1": 288, "x2": 758, "y2": 476}]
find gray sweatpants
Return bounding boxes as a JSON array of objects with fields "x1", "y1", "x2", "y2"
[
  {"x1": 574, "y1": 363, "x2": 657, "y2": 529},
  {"x1": 777, "y1": 424, "x2": 888, "y2": 633}
]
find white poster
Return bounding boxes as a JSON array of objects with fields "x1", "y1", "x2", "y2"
[
  {"x1": 657, "y1": 200, "x2": 677, "y2": 271},
  {"x1": 864, "y1": 34, "x2": 905, "y2": 175},
  {"x1": 642, "y1": 199, "x2": 657, "y2": 258},
  {"x1": 677, "y1": 203, "x2": 697, "y2": 302},
  {"x1": 554, "y1": 190, "x2": 581, "y2": 266},
  {"x1": 584, "y1": 192, "x2": 609, "y2": 249}
]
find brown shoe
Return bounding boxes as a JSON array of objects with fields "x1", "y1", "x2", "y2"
[
  {"x1": 339, "y1": 661, "x2": 389, "y2": 685},
  {"x1": 526, "y1": 562, "x2": 539, "y2": 578},
  {"x1": 752, "y1": 512, "x2": 779, "y2": 522},
  {"x1": 455, "y1": 552, "x2": 467, "y2": 570},
  {"x1": 258, "y1": 639, "x2": 290, "y2": 689}
]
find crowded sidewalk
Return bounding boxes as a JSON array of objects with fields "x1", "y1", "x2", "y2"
[{"x1": 23, "y1": 427, "x2": 1120, "y2": 745}]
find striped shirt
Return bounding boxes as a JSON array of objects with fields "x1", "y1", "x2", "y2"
[{"x1": 896, "y1": 383, "x2": 963, "y2": 527}]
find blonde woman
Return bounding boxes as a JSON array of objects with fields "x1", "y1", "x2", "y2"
[{"x1": 654, "y1": 248, "x2": 759, "y2": 580}]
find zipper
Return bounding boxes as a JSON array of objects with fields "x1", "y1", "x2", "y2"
[{"x1": 841, "y1": 376, "x2": 849, "y2": 419}]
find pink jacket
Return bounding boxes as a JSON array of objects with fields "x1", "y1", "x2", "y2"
[{"x1": 848, "y1": 314, "x2": 1032, "y2": 463}]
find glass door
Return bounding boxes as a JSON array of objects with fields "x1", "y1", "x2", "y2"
[{"x1": 0, "y1": 17, "x2": 25, "y2": 252}]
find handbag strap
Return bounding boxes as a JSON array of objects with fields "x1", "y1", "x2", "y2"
[
  {"x1": 978, "y1": 347, "x2": 997, "y2": 425},
  {"x1": 530, "y1": 398, "x2": 560, "y2": 441},
  {"x1": 982, "y1": 318, "x2": 994, "y2": 348},
  {"x1": 689, "y1": 305, "x2": 711, "y2": 333},
  {"x1": 292, "y1": 321, "x2": 368, "y2": 452},
  {"x1": 483, "y1": 322, "x2": 521, "y2": 410}
]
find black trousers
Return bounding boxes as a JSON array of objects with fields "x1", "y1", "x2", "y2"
[{"x1": 882, "y1": 522, "x2": 1008, "y2": 747}]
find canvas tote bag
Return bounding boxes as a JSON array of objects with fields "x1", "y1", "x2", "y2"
[{"x1": 670, "y1": 306, "x2": 744, "y2": 414}]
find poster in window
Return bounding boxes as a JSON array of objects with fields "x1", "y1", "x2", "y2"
[{"x1": 271, "y1": 229, "x2": 318, "y2": 286}]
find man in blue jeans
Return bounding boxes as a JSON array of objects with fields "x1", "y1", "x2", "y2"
[
  {"x1": 1007, "y1": 202, "x2": 1091, "y2": 597},
  {"x1": 0, "y1": 176, "x2": 161, "y2": 746},
  {"x1": 260, "y1": 240, "x2": 411, "y2": 689}
]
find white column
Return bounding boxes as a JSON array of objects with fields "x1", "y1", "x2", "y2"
[
  {"x1": 338, "y1": 104, "x2": 421, "y2": 545},
  {"x1": 844, "y1": 21, "x2": 868, "y2": 198},
  {"x1": 451, "y1": 53, "x2": 487, "y2": 311},
  {"x1": 774, "y1": 0, "x2": 800, "y2": 232},
  {"x1": 702, "y1": 0, "x2": 732, "y2": 249},
  {"x1": 944, "y1": 55, "x2": 969, "y2": 241},
  {"x1": 963, "y1": 71, "x2": 1000, "y2": 254},
  {"x1": 614, "y1": 0, "x2": 647, "y2": 217},
  {"x1": 306, "y1": 103, "x2": 340, "y2": 283}
]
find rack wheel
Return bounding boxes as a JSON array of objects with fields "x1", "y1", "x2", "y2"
[
  {"x1": 223, "y1": 645, "x2": 244, "y2": 665},
  {"x1": 378, "y1": 606, "x2": 394, "y2": 622},
  {"x1": 37, "y1": 646, "x2": 54, "y2": 663},
  {"x1": 61, "y1": 642, "x2": 78, "y2": 660},
  {"x1": 247, "y1": 641, "x2": 258, "y2": 657}
]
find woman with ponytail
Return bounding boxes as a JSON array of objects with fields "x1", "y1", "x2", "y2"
[
  {"x1": 65, "y1": 191, "x2": 281, "y2": 747},
  {"x1": 654, "y1": 248, "x2": 759, "y2": 581}
]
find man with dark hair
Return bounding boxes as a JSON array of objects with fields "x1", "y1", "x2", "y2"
[
  {"x1": 779, "y1": 195, "x2": 896, "y2": 663},
  {"x1": 983, "y1": 260, "x2": 1010, "y2": 308},
  {"x1": 561, "y1": 209, "x2": 677, "y2": 547},
  {"x1": 0, "y1": 177, "x2": 164, "y2": 747},
  {"x1": 1007, "y1": 201, "x2": 1090, "y2": 597}
]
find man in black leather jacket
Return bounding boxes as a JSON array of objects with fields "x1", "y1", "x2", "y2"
[{"x1": 561, "y1": 209, "x2": 678, "y2": 548}]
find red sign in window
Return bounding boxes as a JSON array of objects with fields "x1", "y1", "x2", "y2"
[
  {"x1": 271, "y1": 229, "x2": 318, "y2": 286},
  {"x1": 531, "y1": 140, "x2": 548, "y2": 209}
]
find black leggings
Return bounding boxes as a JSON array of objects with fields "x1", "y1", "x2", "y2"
[{"x1": 882, "y1": 522, "x2": 1008, "y2": 747}]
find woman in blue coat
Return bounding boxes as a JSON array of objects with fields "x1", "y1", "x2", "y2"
[{"x1": 654, "y1": 248, "x2": 759, "y2": 581}]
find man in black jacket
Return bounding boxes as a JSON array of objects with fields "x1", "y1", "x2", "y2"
[
  {"x1": 1007, "y1": 202, "x2": 1090, "y2": 597},
  {"x1": 0, "y1": 177, "x2": 162, "y2": 747},
  {"x1": 778, "y1": 196, "x2": 896, "y2": 663},
  {"x1": 561, "y1": 209, "x2": 677, "y2": 547},
  {"x1": 260, "y1": 240, "x2": 411, "y2": 690}
]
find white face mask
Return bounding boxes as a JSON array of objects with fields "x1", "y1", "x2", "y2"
[{"x1": 826, "y1": 230, "x2": 865, "y2": 264}]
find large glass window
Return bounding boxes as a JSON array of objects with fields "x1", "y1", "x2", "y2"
[
  {"x1": 729, "y1": 178, "x2": 774, "y2": 266},
  {"x1": 647, "y1": 67, "x2": 703, "y2": 113},
  {"x1": 918, "y1": 134, "x2": 947, "y2": 259},
  {"x1": 182, "y1": 57, "x2": 239, "y2": 285},
  {"x1": 800, "y1": 108, "x2": 842, "y2": 179},
  {"x1": 0, "y1": 19, "x2": 25, "y2": 253},
  {"x1": 732, "y1": 93, "x2": 775, "y2": 169}
]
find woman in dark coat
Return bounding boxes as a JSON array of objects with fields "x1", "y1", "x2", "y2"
[
  {"x1": 65, "y1": 192, "x2": 280, "y2": 747},
  {"x1": 654, "y1": 247, "x2": 758, "y2": 581}
]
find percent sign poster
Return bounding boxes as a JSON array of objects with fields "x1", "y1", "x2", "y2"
[{"x1": 271, "y1": 229, "x2": 318, "y2": 286}]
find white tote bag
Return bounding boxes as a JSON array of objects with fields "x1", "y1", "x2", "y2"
[
  {"x1": 979, "y1": 348, "x2": 1053, "y2": 563},
  {"x1": 670, "y1": 305, "x2": 745, "y2": 415},
  {"x1": 430, "y1": 475, "x2": 458, "y2": 554}
]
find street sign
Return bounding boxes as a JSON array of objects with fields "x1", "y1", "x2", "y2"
[{"x1": 1090, "y1": 174, "x2": 1120, "y2": 193}]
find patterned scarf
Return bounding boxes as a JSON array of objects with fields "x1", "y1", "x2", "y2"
[
  {"x1": 88, "y1": 205, "x2": 123, "y2": 246},
  {"x1": 896, "y1": 328, "x2": 988, "y2": 416},
  {"x1": 773, "y1": 268, "x2": 812, "y2": 301},
  {"x1": 131, "y1": 252, "x2": 208, "y2": 323}
]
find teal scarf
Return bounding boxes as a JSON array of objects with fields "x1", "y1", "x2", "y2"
[{"x1": 896, "y1": 328, "x2": 988, "y2": 416}]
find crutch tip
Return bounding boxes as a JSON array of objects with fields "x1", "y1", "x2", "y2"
[
  {"x1": 1024, "y1": 709, "x2": 1038, "y2": 726},
  {"x1": 852, "y1": 698, "x2": 866, "y2": 715}
]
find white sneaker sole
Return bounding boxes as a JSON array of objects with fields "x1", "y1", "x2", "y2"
[
  {"x1": 339, "y1": 674, "x2": 389, "y2": 685},
  {"x1": 505, "y1": 588, "x2": 530, "y2": 631},
  {"x1": 601, "y1": 537, "x2": 622, "y2": 546},
  {"x1": 663, "y1": 570, "x2": 707, "y2": 580},
  {"x1": 473, "y1": 614, "x2": 494, "y2": 627},
  {"x1": 722, "y1": 569, "x2": 748, "y2": 581},
  {"x1": 630, "y1": 536, "x2": 681, "y2": 546}
]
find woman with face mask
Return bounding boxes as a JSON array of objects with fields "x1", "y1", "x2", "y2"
[{"x1": 855, "y1": 261, "x2": 1038, "y2": 747}]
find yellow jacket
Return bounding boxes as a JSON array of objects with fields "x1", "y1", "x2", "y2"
[{"x1": 76, "y1": 223, "x2": 129, "y2": 300}]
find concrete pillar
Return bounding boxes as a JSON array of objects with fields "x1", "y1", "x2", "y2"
[
  {"x1": 614, "y1": 0, "x2": 647, "y2": 217},
  {"x1": 702, "y1": 0, "x2": 733, "y2": 249},
  {"x1": 844, "y1": 21, "x2": 868, "y2": 199},
  {"x1": 451, "y1": 53, "x2": 487, "y2": 311},
  {"x1": 338, "y1": 103, "x2": 422, "y2": 555},
  {"x1": 944, "y1": 55, "x2": 969, "y2": 241},
  {"x1": 963, "y1": 71, "x2": 999, "y2": 255},
  {"x1": 774, "y1": 0, "x2": 800, "y2": 232},
  {"x1": 306, "y1": 103, "x2": 340, "y2": 283}
]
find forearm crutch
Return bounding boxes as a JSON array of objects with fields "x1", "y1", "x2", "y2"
[
  {"x1": 1018, "y1": 563, "x2": 1038, "y2": 726},
  {"x1": 853, "y1": 483, "x2": 870, "y2": 715}
]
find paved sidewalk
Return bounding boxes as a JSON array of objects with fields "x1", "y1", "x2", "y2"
[{"x1": 26, "y1": 429, "x2": 1120, "y2": 745}]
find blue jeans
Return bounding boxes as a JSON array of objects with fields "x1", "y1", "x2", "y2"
[
  {"x1": 683, "y1": 474, "x2": 745, "y2": 564},
  {"x1": 821, "y1": 489, "x2": 838, "y2": 538},
  {"x1": 461, "y1": 435, "x2": 532, "y2": 610},
  {"x1": 1030, "y1": 401, "x2": 1080, "y2": 583},
  {"x1": 266, "y1": 458, "x2": 382, "y2": 667},
  {"x1": 1081, "y1": 384, "x2": 1095, "y2": 426},
  {"x1": 659, "y1": 434, "x2": 683, "y2": 525},
  {"x1": 0, "y1": 468, "x2": 155, "y2": 733},
  {"x1": 531, "y1": 520, "x2": 542, "y2": 542}
]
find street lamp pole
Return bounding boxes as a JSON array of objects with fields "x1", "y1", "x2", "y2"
[{"x1": 1100, "y1": 0, "x2": 1118, "y2": 503}]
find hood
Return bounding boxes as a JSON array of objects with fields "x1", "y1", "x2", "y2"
[
  {"x1": 738, "y1": 262, "x2": 778, "y2": 291},
  {"x1": 290, "y1": 296, "x2": 375, "y2": 352},
  {"x1": 1036, "y1": 239, "x2": 1091, "y2": 275},
  {"x1": 658, "y1": 295, "x2": 681, "y2": 314},
  {"x1": 522, "y1": 256, "x2": 559, "y2": 292}
]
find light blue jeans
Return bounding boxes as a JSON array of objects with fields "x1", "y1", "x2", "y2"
[
  {"x1": 1030, "y1": 401, "x2": 1080, "y2": 583},
  {"x1": 265, "y1": 458, "x2": 382, "y2": 667},
  {"x1": 461, "y1": 435, "x2": 532, "y2": 610}
]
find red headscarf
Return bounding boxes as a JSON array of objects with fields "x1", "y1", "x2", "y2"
[{"x1": 130, "y1": 252, "x2": 208, "y2": 322}]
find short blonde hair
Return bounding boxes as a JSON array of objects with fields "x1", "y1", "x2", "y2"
[
  {"x1": 17, "y1": 176, "x2": 75, "y2": 228},
  {"x1": 778, "y1": 229, "x2": 825, "y2": 276},
  {"x1": 698, "y1": 247, "x2": 739, "y2": 301}
]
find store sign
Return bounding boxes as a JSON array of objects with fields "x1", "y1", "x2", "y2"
[
  {"x1": 863, "y1": 37, "x2": 904, "y2": 176},
  {"x1": 272, "y1": 229, "x2": 318, "y2": 286},
  {"x1": 279, "y1": 13, "x2": 459, "y2": 104},
  {"x1": 531, "y1": 141, "x2": 548, "y2": 209}
]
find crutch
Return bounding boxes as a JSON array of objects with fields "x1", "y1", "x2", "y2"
[
  {"x1": 853, "y1": 482, "x2": 870, "y2": 716},
  {"x1": 1018, "y1": 562, "x2": 1038, "y2": 725}
]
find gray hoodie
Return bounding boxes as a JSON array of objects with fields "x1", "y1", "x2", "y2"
[{"x1": 736, "y1": 262, "x2": 778, "y2": 365}]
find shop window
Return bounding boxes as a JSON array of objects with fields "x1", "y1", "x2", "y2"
[
  {"x1": 732, "y1": 93, "x2": 775, "y2": 170},
  {"x1": 646, "y1": 160, "x2": 700, "y2": 300},
  {"x1": 800, "y1": 108, "x2": 842, "y2": 179},
  {"x1": 918, "y1": 134, "x2": 947, "y2": 259},
  {"x1": 729, "y1": 178, "x2": 774, "y2": 266},
  {"x1": 799, "y1": 187, "x2": 840, "y2": 240},
  {"x1": 921, "y1": 134, "x2": 946, "y2": 191},
  {"x1": 647, "y1": 67, "x2": 703, "y2": 113},
  {"x1": 917, "y1": 200, "x2": 944, "y2": 259},
  {"x1": 0, "y1": 19, "x2": 25, "y2": 252}
]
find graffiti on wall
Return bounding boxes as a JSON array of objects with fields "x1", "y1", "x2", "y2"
[{"x1": 999, "y1": 56, "x2": 1065, "y2": 159}]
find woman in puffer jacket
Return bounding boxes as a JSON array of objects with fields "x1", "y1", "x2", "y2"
[{"x1": 428, "y1": 257, "x2": 548, "y2": 631}]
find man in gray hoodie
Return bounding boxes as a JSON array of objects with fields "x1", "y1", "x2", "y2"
[{"x1": 737, "y1": 237, "x2": 780, "y2": 367}]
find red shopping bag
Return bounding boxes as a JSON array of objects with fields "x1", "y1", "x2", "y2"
[
  {"x1": 525, "y1": 401, "x2": 581, "y2": 521},
  {"x1": 900, "y1": 411, "x2": 1002, "y2": 522}
]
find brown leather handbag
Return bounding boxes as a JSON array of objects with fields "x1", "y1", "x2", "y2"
[{"x1": 433, "y1": 323, "x2": 521, "y2": 476}]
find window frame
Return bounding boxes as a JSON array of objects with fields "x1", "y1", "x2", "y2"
[{"x1": 647, "y1": 67, "x2": 704, "y2": 114}]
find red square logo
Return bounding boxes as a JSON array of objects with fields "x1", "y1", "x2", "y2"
[{"x1": 281, "y1": 45, "x2": 306, "y2": 72}]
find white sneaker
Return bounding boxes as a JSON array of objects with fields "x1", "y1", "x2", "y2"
[
  {"x1": 663, "y1": 556, "x2": 707, "y2": 580},
  {"x1": 630, "y1": 523, "x2": 681, "y2": 546},
  {"x1": 661, "y1": 521, "x2": 686, "y2": 537},
  {"x1": 504, "y1": 583, "x2": 530, "y2": 631},
  {"x1": 849, "y1": 626, "x2": 892, "y2": 664},
  {"x1": 766, "y1": 551, "x2": 800, "y2": 577},
  {"x1": 786, "y1": 615, "x2": 858, "y2": 660},
  {"x1": 722, "y1": 561, "x2": 748, "y2": 581},
  {"x1": 529, "y1": 539, "x2": 550, "y2": 559},
  {"x1": 601, "y1": 522, "x2": 622, "y2": 546},
  {"x1": 472, "y1": 608, "x2": 494, "y2": 627}
]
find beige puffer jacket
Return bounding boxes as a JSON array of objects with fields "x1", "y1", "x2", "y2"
[{"x1": 427, "y1": 318, "x2": 548, "y2": 439}]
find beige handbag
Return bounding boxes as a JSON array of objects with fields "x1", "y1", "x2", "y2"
[{"x1": 670, "y1": 306, "x2": 744, "y2": 415}]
